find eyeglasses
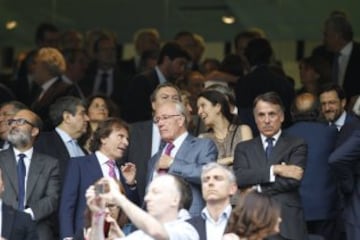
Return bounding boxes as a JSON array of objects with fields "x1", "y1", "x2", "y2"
[
  {"x1": 8, "y1": 118, "x2": 35, "y2": 127},
  {"x1": 153, "y1": 114, "x2": 181, "y2": 124}
]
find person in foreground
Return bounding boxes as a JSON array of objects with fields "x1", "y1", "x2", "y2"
[
  {"x1": 222, "y1": 191, "x2": 281, "y2": 240},
  {"x1": 86, "y1": 175, "x2": 199, "y2": 240}
]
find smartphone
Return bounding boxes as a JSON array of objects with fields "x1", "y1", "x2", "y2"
[{"x1": 95, "y1": 183, "x2": 105, "y2": 195}]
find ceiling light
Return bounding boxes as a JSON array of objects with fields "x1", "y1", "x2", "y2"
[
  {"x1": 6, "y1": 21, "x2": 17, "y2": 30},
  {"x1": 222, "y1": 15, "x2": 235, "y2": 24}
]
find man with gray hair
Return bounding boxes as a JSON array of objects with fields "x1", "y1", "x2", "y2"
[
  {"x1": 188, "y1": 163, "x2": 237, "y2": 240},
  {"x1": 146, "y1": 101, "x2": 218, "y2": 216},
  {"x1": 35, "y1": 96, "x2": 89, "y2": 180}
]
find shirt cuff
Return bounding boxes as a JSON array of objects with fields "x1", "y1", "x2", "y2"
[
  {"x1": 24, "y1": 208, "x2": 35, "y2": 220},
  {"x1": 270, "y1": 166, "x2": 276, "y2": 182}
]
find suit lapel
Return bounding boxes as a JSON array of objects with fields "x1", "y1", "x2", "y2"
[
  {"x1": 26, "y1": 151, "x2": 45, "y2": 201},
  {"x1": 174, "y1": 134, "x2": 194, "y2": 162},
  {"x1": 254, "y1": 137, "x2": 268, "y2": 164},
  {"x1": 267, "y1": 134, "x2": 287, "y2": 164}
]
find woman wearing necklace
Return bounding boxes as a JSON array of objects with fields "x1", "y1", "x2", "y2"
[{"x1": 197, "y1": 90, "x2": 253, "y2": 166}]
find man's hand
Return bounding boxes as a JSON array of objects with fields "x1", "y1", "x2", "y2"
[
  {"x1": 156, "y1": 155, "x2": 173, "y2": 170},
  {"x1": 121, "y1": 162, "x2": 136, "y2": 185},
  {"x1": 273, "y1": 163, "x2": 304, "y2": 180}
]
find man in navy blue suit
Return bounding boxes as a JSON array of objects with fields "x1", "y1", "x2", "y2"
[
  {"x1": 59, "y1": 118, "x2": 139, "y2": 240},
  {"x1": 286, "y1": 93, "x2": 340, "y2": 240},
  {"x1": 329, "y1": 129, "x2": 360, "y2": 239}
]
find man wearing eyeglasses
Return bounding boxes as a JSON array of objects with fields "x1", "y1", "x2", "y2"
[
  {"x1": 0, "y1": 109, "x2": 60, "y2": 240},
  {"x1": 146, "y1": 101, "x2": 218, "y2": 216}
]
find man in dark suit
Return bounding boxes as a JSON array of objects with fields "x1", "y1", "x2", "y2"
[
  {"x1": 323, "y1": 15, "x2": 360, "y2": 100},
  {"x1": 123, "y1": 41, "x2": 190, "y2": 123},
  {"x1": 329, "y1": 129, "x2": 360, "y2": 239},
  {"x1": 59, "y1": 118, "x2": 139, "y2": 240},
  {"x1": 123, "y1": 82, "x2": 181, "y2": 203},
  {"x1": 235, "y1": 38, "x2": 295, "y2": 132},
  {"x1": 0, "y1": 109, "x2": 60, "y2": 240},
  {"x1": 35, "y1": 96, "x2": 89, "y2": 180},
  {"x1": 31, "y1": 47, "x2": 73, "y2": 130},
  {"x1": 187, "y1": 163, "x2": 237, "y2": 240},
  {"x1": 233, "y1": 92, "x2": 307, "y2": 240},
  {"x1": 0, "y1": 168, "x2": 38, "y2": 240},
  {"x1": 286, "y1": 93, "x2": 340, "y2": 240},
  {"x1": 147, "y1": 101, "x2": 217, "y2": 216},
  {"x1": 79, "y1": 33, "x2": 126, "y2": 108}
]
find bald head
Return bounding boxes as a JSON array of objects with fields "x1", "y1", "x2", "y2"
[{"x1": 291, "y1": 93, "x2": 319, "y2": 122}]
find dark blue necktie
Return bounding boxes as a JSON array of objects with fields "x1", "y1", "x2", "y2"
[
  {"x1": 99, "y1": 72, "x2": 108, "y2": 94},
  {"x1": 17, "y1": 153, "x2": 26, "y2": 210},
  {"x1": 265, "y1": 138, "x2": 274, "y2": 159}
]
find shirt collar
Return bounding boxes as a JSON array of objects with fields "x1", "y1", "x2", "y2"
[
  {"x1": 41, "y1": 76, "x2": 58, "y2": 91},
  {"x1": 56, "y1": 127, "x2": 73, "y2": 143},
  {"x1": 62, "y1": 75, "x2": 73, "y2": 84},
  {"x1": 334, "y1": 111, "x2": 347, "y2": 130},
  {"x1": 95, "y1": 150, "x2": 112, "y2": 165},
  {"x1": 260, "y1": 130, "x2": 282, "y2": 147},
  {"x1": 97, "y1": 69, "x2": 114, "y2": 76},
  {"x1": 155, "y1": 66, "x2": 167, "y2": 84},
  {"x1": 13, "y1": 147, "x2": 34, "y2": 160},
  {"x1": 340, "y1": 42, "x2": 353, "y2": 57},
  {"x1": 201, "y1": 204, "x2": 232, "y2": 222},
  {"x1": 172, "y1": 131, "x2": 188, "y2": 149}
]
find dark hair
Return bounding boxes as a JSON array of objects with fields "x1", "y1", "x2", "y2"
[
  {"x1": 61, "y1": 48, "x2": 87, "y2": 64},
  {"x1": 291, "y1": 93, "x2": 320, "y2": 122},
  {"x1": 198, "y1": 90, "x2": 234, "y2": 124},
  {"x1": 83, "y1": 179, "x2": 128, "y2": 230},
  {"x1": 0, "y1": 101, "x2": 28, "y2": 112},
  {"x1": 35, "y1": 22, "x2": 59, "y2": 45},
  {"x1": 93, "y1": 34, "x2": 116, "y2": 53},
  {"x1": 49, "y1": 96, "x2": 84, "y2": 126},
  {"x1": 224, "y1": 191, "x2": 280, "y2": 240},
  {"x1": 174, "y1": 31, "x2": 194, "y2": 41},
  {"x1": 300, "y1": 55, "x2": 332, "y2": 85},
  {"x1": 90, "y1": 118, "x2": 129, "y2": 152},
  {"x1": 319, "y1": 83, "x2": 346, "y2": 100},
  {"x1": 245, "y1": 38, "x2": 273, "y2": 66},
  {"x1": 253, "y1": 92, "x2": 285, "y2": 113},
  {"x1": 172, "y1": 175, "x2": 193, "y2": 210},
  {"x1": 234, "y1": 30, "x2": 261, "y2": 50},
  {"x1": 150, "y1": 82, "x2": 181, "y2": 103},
  {"x1": 86, "y1": 94, "x2": 119, "y2": 118},
  {"x1": 219, "y1": 54, "x2": 245, "y2": 77},
  {"x1": 157, "y1": 42, "x2": 191, "y2": 65},
  {"x1": 32, "y1": 112, "x2": 43, "y2": 131},
  {"x1": 325, "y1": 15, "x2": 353, "y2": 42}
]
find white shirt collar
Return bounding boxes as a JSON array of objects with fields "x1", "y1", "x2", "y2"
[
  {"x1": 62, "y1": 75, "x2": 73, "y2": 84},
  {"x1": 260, "y1": 130, "x2": 282, "y2": 148},
  {"x1": 155, "y1": 66, "x2": 167, "y2": 84},
  {"x1": 95, "y1": 150, "x2": 112, "y2": 165},
  {"x1": 334, "y1": 111, "x2": 347, "y2": 130},
  {"x1": 340, "y1": 41, "x2": 353, "y2": 57},
  {"x1": 201, "y1": 204, "x2": 232, "y2": 223},
  {"x1": 13, "y1": 147, "x2": 34, "y2": 160},
  {"x1": 41, "y1": 77, "x2": 58, "y2": 91}
]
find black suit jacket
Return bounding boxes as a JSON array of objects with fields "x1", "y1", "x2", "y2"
[
  {"x1": 34, "y1": 130, "x2": 87, "y2": 183},
  {"x1": 233, "y1": 133, "x2": 307, "y2": 240},
  {"x1": 2, "y1": 203, "x2": 38, "y2": 240},
  {"x1": 187, "y1": 216, "x2": 206, "y2": 240},
  {"x1": 31, "y1": 78, "x2": 73, "y2": 130},
  {"x1": 123, "y1": 69, "x2": 160, "y2": 123},
  {"x1": 343, "y1": 42, "x2": 360, "y2": 99},
  {"x1": 79, "y1": 61, "x2": 127, "y2": 109},
  {"x1": 122, "y1": 120, "x2": 153, "y2": 203},
  {"x1": 235, "y1": 65, "x2": 295, "y2": 130}
]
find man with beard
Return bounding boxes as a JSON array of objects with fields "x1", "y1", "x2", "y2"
[
  {"x1": 0, "y1": 109, "x2": 60, "y2": 240},
  {"x1": 123, "y1": 41, "x2": 190, "y2": 123}
]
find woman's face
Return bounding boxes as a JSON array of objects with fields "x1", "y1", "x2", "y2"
[
  {"x1": 197, "y1": 97, "x2": 220, "y2": 126},
  {"x1": 87, "y1": 97, "x2": 109, "y2": 122},
  {"x1": 105, "y1": 203, "x2": 120, "y2": 220}
]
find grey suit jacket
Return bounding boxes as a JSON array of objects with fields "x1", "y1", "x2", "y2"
[
  {"x1": 0, "y1": 148, "x2": 60, "y2": 240},
  {"x1": 147, "y1": 133, "x2": 218, "y2": 216},
  {"x1": 233, "y1": 133, "x2": 308, "y2": 240}
]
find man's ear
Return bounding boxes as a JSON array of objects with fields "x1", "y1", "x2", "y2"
[{"x1": 31, "y1": 127, "x2": 40, "y2": 138}]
